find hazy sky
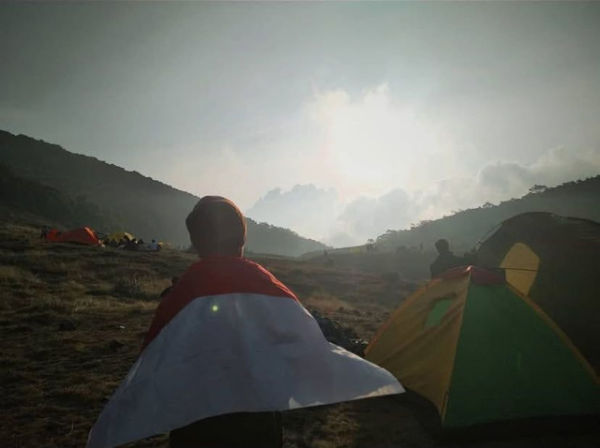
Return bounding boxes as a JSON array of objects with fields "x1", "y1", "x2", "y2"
[{"x1": 2, "y1": 2, "x2": 599, "y2": 245}]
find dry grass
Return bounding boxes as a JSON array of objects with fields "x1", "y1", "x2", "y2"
[
  {"x1": 302, "y1": 291, "x2": 355, "y2": 313},
  {"x1": 0, "y1": 223, "x2": 192, "y2": 447},
  {"x1": 1, "y1": 221, "x2": 598, "y2": 448}
]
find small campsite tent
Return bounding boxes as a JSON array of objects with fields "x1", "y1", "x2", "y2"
[
  {"x1": 477, "y1": 212, "x2": 600, "y2": 373},
  {"x1": 106, "y1": 231, "x2": 134, "y2": 244},
  {"x1": 365, "y1": 266, "x2": 599, "y2": 428},
  {"x1": 46, "y1": 227, "x2": 100, "y2": 246}
]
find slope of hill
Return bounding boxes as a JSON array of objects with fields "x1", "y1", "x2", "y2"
[
  {"x1": 375, "y1": 176, "x2": 600, "y2": 253},
  {"x1": 0, "y1": 163, "x2": 111, "y2": 230},
  {"x1": 302, "y1": 176, "x2": 600, "y2": 281},
  {"x1": 0, "y1": 130, "x2": 326, "y2": 256}
]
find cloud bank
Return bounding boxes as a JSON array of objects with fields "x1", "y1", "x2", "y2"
[
  {"x1": 246, "y1": 184, "x2": 342, "y2": 240},
  {"x1": 247, "y1": 146, "x2": 600, "y2": 246}
]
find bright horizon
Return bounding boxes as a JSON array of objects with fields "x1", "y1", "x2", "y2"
[{"x1": 2, "y1": 2, "x2": 599, "y2": 245}]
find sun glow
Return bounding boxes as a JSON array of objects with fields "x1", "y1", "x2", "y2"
[{"x1": 309, "y1": 84, "x2": 442, "y2": 197}]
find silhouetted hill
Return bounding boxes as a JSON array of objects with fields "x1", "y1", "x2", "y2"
[
  {"x1": 0, "y1": 163, "x2": 115, "y2": 230},
  {"x1": 0, "y1": 130, "x2": 327, "y2": 256},
  {"x1": 302, "y1": 176, "x2": 600, "y2": 281},
  {"x1": 375, "y1": 176, "x2": 600, "y2": 254}
]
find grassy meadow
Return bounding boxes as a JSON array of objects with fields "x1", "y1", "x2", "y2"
[{"x1": 1, "y1": 222, "x2": 598, "y2": 448}]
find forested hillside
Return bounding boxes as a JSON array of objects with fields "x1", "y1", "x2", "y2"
[
  {"x1": 0, "y1": 130, "x2": 327, "y2": 256},
  {"x1": 0, "y1": 164, "x2": 114, "y2": 230},
  {"x1": 375, "y1": 176, "x2": 600, "y2": 253},
  {"x1": 298, "y1": 175, "x2": 600, "y2": 281}
]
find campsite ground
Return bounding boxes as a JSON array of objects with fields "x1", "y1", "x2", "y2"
[{"x1": 1, "y1": 222, "x2": 598, "y2": 448}]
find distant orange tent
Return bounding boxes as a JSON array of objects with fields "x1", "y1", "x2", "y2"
[{"x1": 46, "y1": 227, "x2": 100, "y2": 246}]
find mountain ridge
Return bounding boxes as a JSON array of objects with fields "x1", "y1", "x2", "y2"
[
  {"x1": 299, "y1": 175, "x2": 600, "y2": 281},
  {"x1": 374, "y1": 175, "x2": 600, "y2": 253},
  {"x1": 0, "y1": 130, "x2": 327, "y2": 256}
]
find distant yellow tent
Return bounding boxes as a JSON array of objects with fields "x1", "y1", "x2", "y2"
[{"x1": 107, "y1": 231, "x2": 135, "y2": 243}]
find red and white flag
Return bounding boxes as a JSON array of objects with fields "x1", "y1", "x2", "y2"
[{"x1": 87, "y1": 257, "x2": 403, "y2": 448}]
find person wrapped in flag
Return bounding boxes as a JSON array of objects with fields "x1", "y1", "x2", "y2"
[{"x1": 87, "y1": 196, "x2": 404, "y2": 448}]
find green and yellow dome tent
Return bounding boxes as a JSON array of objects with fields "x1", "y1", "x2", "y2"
[
  {"x1": 476, "y1": 212, "x2": 600, "y2": 374},
  {"x1": 365, "y1": 265, "x2": 599, "y2": 428}
]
